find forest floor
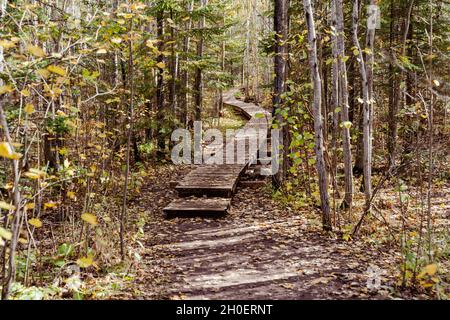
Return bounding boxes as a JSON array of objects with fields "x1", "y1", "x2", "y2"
[{"x1": 99, "y1": 164, "x2": 448, "y2": 300}]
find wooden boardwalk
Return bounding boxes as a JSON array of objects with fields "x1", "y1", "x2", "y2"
[{"x1": 163, "y1": 90, "x2": 271, "y2": 217}]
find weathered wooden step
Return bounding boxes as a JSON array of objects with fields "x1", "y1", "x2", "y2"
[
  {"x1": 176, "y1": 184, "x2": 237, "y2": 198},
  {"x1": 163, "y1": 198, "x2": 231, "y2": 218}
]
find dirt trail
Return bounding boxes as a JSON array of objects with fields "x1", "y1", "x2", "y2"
[{"x1": 130, "y1": 172, "x2": 397, "y2": 300}]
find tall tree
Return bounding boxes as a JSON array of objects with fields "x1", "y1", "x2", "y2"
[
  {"x1": 387, "y1": 0, "x2": 415, "y2": 167},
  {"x1": 156, "y1": 7, "x2": 166, "y2": 157},
  {"x1": 334, "y1": 0, "x2": 354, "y2": 209},
  {"x1": 179, "y1": 0, "x2": 194, "y2": 126},
  {"x1": 272, "y1": 0, "x2": 289, "y2": 188},
  {"x1": 303, "y1": 0, "x2": 332, "y2": 231},
  {"x1": 194, "y1": 0, "x2": 208, "y2": 121},
  {"x1": 352, "y1": 0, "x2": 373, "y2": 208}
]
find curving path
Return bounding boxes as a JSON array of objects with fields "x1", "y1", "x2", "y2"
[{"x1": 163, "y1": 90, "x2": 271, "y2": 217}]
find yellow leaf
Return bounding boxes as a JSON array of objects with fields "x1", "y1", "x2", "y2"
[
  {"x1": 20, "y1": 89, "x2": 31, "y2": 97},
  {"x1": 24, "y1": 104, "x2": 35, "y2": 115},
  {"x1": 56, "y1": 110, "x2": 68, "y2": 117},
  {"x1": 419, "y1": 264, "x2": 438, "y2": 278},
  {"x1": 0, "y1": 201, "x2": 15, "y2": 211},
  {"x1": 47, "y1": 65, "x2": 67, "y2": 76},
  {"x1": 0, "y1": 85, "x2": 13, "y2": 95},
  {"x1": 96, "y1": 49, "x2": 107, "y2": 54},
  {"x1": 76, "y1": 256, "x2": 93, "y2": 268},
  {"x1": 25, "y1": 203, "x2": 35, "y2": 210},
  {"x1": 156, "y1": 62, "x2": 166, "y2": 69},
  {"x1": 0, "y1": 227, "x2": 12, "y2": 240},
  {"x1": 37, "y1": 69, "x2": 50, "y2": 79},
  {"x1": 59, "y1": 147, "x2": 68, "y2": 156},
  {"x1": 342, "y1": 121, "x2": 352, "y2": 129},
  {"x1": 81, "y1": 213, "x2": 98, "y2": 226},
  {"x1": 67, "y1": 191, "x2": 76, "y2": 199},
  {"x1": 0, "y1": 142, "x2": 22, "y2": 160},
  {"x1": 111, "y1": 38, "x2": 122, "y2": 44},
  {"x1": 26, "y1": 44, "x2": 46, "y2": 57},
  {"x1": 44, "y1": 201, "x2": 58, "y2": 209},
  {"x1": 24, "y1": 168, "x2": 47, "y2": 180},
  {"x1": 3, "y1": 182, "x2": 13, "y2": 190},
  {"x1": 28, "y1": 218, "x2": 43, "y2": 228},
  {"x1": 0, "y1": 39, "x2": 16, "y2": 49}
]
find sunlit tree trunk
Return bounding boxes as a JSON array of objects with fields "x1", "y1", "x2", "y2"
[
  {"x1": 335, "y1": 0, "x2": 353, "y2": 209},
  {"x1": 303, "y1": 0, "x2": 332, "y2": 231}
]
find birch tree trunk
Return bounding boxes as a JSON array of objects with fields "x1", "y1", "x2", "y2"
[
  {"x1": 303, "y1": 0, "x2": 332, "y2": 231},
  {"x1": 0, "y1": 0, "x2": 23, "y2": 299},
  {"x1": 330, "y1": 0, "x2": 340, "y2": 202},
  {"x1": 335, "y1": 0, "x2": 353, "y2": 209},
  {"x1": 352, "y1": 0, "x2": 372, "y2": 205}
]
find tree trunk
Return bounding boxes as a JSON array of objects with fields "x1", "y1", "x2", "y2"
[
  {"x1": 179, "y1": 0, "x2": 194, "y2": 126},
  {"x1": 303, "y1": 0, "x2": 332, "y2": 231},
  {"x1": 194, "y1": 0, "x2": 208, "y2": 121},
  {"x1": 335, "y1": 0, "x2": 353, "y2": 209},
  {"x1": 156, "y1": 10, "x2": 165, "y2": 157},
  {"x1": 169, "y1": 8, "x2": 177, "y2": 116},
  {"x1": 387, "y1": 0, "x2": 414, "y2": 167},
  {"x1": 352, "y1": 0, "x2": 372, "y2": 204},
  {"x1": 272, "y1": 0, "x2": 289, "y2": 188}
]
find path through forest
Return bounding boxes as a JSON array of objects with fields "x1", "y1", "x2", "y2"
[
  {"x1": 123, "y1": 93, "x2": 401, "y2": 300},
  {"x1": 125, "y1": 168, "x2": 399, "y2": 300},
  {"x1": 118, "y1": 160, "x2": 404, "y2": 299}
]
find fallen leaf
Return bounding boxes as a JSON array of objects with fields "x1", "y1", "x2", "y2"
[
  {"x1": 81, "y1": 213, "x2": 98, "y2": 226},
  {"x1": 29, "y1": 218, "x2": 43, "y2": 228}
]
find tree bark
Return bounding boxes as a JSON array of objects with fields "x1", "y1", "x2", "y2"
[
  {"x1": 352, "y1": 0, "x2": 372, "y2": 205},
  {"x1": 194, "y1": 0, "x2": 208, "y2": 121},
  {"x1": 272, "y1": 0, "x2": 289, "y2": 188},
  {"x1": 387, "y1": 0, "x2": 414, "y2": 167},
  {"x1": 179, "y1": 0, "x2": 194, "y2": 126},
  {"x1": 334, "y1": 0, "x2": 354, "y2": 209},
  {"x1": 156, "y1": 10, "x2": 165, "y2": 157},
  {"x1": 303, "y1": 0, "x2": 332, "y2": 231}
]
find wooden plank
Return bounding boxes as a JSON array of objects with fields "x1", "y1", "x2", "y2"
[
  {"x1": 171, "y1": 89, "x2": 270, "y2": 199},
  {"x1": 163, "y1": 198, "x2": 231, "y2": 218},
  {"x1": 176, "y1": 185, "x2": 237, "y2": 198}
]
